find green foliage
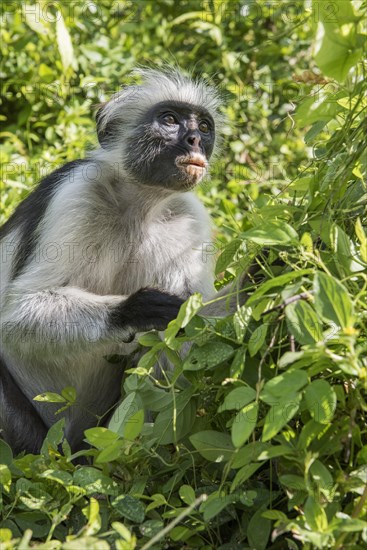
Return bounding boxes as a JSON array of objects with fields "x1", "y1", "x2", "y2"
[{"x1": 1, "y1": 1, "x2": 367, "y2": 549}]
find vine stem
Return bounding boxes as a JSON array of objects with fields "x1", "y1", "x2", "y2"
[
  {"x1": 140, "y1": 494, "x2": 207, "y2": 550},
  {"x1": 351, "y1": 481, "x2": 367, "y2": 519}
]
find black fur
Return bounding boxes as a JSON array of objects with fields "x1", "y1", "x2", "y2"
[
  {"x1": 0, "y1": 160, "x2": 88, "y2": 280},
  {"x1": 109, "y1": 288, "x2": 184, "y2": 341},
  {"x1": 0, "y1": 358, "x2": 48, "y2": 455},
  {"x1": 124, "y1": 101, "x2": 215, "y2": 189}
]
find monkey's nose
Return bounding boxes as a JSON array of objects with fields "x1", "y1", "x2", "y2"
[{"x1": 186, "y1": 133, "x2": 202, "y2": 149}]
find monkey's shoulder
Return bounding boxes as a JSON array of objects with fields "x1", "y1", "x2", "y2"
[
  {"x1": 0, "y1": 160, "x2": 88, "y2": 238},
  {"x1": 0, "y1": 159, "x2": 91, "y2": 281}
]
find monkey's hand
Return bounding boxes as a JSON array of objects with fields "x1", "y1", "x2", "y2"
[{"x1": 109, "y1": 288, "x2": 184, "y2": 343}]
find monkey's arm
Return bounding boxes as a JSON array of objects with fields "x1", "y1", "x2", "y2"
[{"x1": 1, "y1": 286, "x2": 183, "y2": 360}]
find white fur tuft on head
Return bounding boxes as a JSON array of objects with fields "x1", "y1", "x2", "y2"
[{"x1": 95, "y1": 68, "x2": 224, "y2": 141}]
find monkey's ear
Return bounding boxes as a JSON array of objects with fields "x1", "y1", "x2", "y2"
[{"x1": 95, "y1": 104, "x2": 115, "y2": 149}]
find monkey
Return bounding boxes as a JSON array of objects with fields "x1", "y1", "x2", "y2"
[{"x1": 0, "y1": 68, "x2": 237, "y2": 455}]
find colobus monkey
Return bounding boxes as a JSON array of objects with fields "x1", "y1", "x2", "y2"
[{"x1": 0, "y1": 69, "x2": 230, "y2": 454}]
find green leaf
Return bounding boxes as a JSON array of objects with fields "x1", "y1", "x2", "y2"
[
  {"x1": 108, "y1": 392, "x2": 142, "y2": 437},
  {"x1": 314, "y1": 272, "x2": 354, "y2": 328},
  {"x1": 355, "y1": 217, "x2": 367, "y2": 262},
  {"x1": 169, "y1": 526, "x2": 193, "y2": 542},
  {"x1": 262, "y1": 394, "x2": 302, "y2": 441},
  {"x1": 84, "y1": 428, "x2": 120, "y2": 449},
  {"x1": 138, "y1": 331, "x2": 162, "y2": 347},
  {"x1": 123, "y1": 409, "x2": 144, "y2": 441},
  {"x1": 189, "y1": 430, "x2": 235, "y2": 462},
  {"x1": 260, "y1": 370, "x2": 308, "y2": 403},
  {"x1": 153, "y1": 389, "x2": 196, "y2": 444},
  {"x1": 242, "y1": 221, "x2": 298, "y2": 245},
  {"x1": 179, "y1": 485, "x2": 196, "y2": 505},
  {"x1": 304, "y1": 495, "x2": 328, "y2": 532},
  {"x1": 13, "y1": 512, "x2": 50, "y2": 539},
  {"x1": 233, "y1": 305, "x2": 252, "y2": 342},
  {"x1": 298, "y1": 419, "x2": 328, "y2": 449},
  {"x1": 232, "y1": 442, "x2": 272, "y2": 468},
  {"x1": 329, "y1": 222, "x2": 363, "y2": 274},
  {"x1": 41, "y1": 419, "x2": 65, "y2": 454},
  {"x1": 218, "y1": 386, "x2": 257, "y2": 412},
  {"x1": 304, "y1": 380, "x2": 337, "y2": 424},
  {"x1": 257, "y1": 444, "x2": 295, "y2": 461},
  {"x1": 304, "y1": 120, "x2": 327, "y2": 143},
  {"x1": 262, "y1": 510, "x2": 288, "y2": 521},
  {"x1": 200, "y1": 492, "x2": 236, "y2": 521},
  {"x1": 309, "y1": 460, "x2": 334, "y2": 499},
  {"x1": 248, "y1": 324, "x2": 267, "y2": 356},
  {"x1": 40, "y1": 469, "x2": 72, "y2": 486},
  {"x1": 246, "y1": 270, "x2": 312, "y2": 306},
  {"x1": 312, "y1": 0, "x2": 362, "y2": 82},
  {"x1": 0, "y1": 440, "x2": 13, "y2": 466},
  {"x1": 145, "y1": 493, "x2": 167, "y2": 513},
  {"x1": 34, "y1": 392, "x2": 66, "y2": 403},
  {"x1": 61, "y1": 386, "x2": 77, "y2": 402},
  {"x1": 231, "y1": 463, "x2": 262, "y2": 491},
  {"x1": 183, "y1": 341, "x2": 234, "y2": 370},
  {"x1": 279, "y1": 474, "x2": 307, "y2": 491},
  {"x1": 165, "y1": 293, "x2": 203, "y2": 346},
  {"x1": 73, "y1": 468, "x2": 118, "y2": 496},
  {"x1": 286, "y1": 300, "x2": 323, "y2": 345},
  {"x1": 138, "y1": 386, "x2": 173, "y2": 412},
  {"x1": 112, "y1": 495, "x2": 145, "y2": 524},
  {"x1": 95, "y1": 441, "x2": 124, "y2": 464},
  {"x1": 0, "y1": 465, "x2": 11, "y2": 488},
  {"x1": 248, "y1": 509, "x2": 272, "y2": 550},
  {"x1": 231, "y1": 402, "x2": 258, "y2": 447},
  {"x1": 137, "y1": 346, "x2": 161, "y2": 370},
  {"x1": 215, "y1": 238, "x2": 242, "y2": 274},
  {"x1": 56, "y1": 12, "x2": 76, "y2": 72},
  {"x1": 139, "y1": 520, "x2": 164, "y2": 538},
  {"x1": 329, "y1": 515, "x2": 367, "y2": 533},
  {"x1": 83, "y1": 497, "x2": 101, "y2": 536}
]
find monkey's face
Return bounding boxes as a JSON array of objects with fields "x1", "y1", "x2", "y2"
[{"x1": 125, "y1": 101, "x2": 215, "y2": 191}]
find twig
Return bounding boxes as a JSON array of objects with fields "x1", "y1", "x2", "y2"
[
  {"x1": 261, "y1": 291, "x2": 313, "y2": 317},
  {"x1": 257, "y1": 323, "x2": 280, "y2": 396},
  {"x1": 140, "y1": 494, "x2": 207, "y2": 550},
  {"x1": 289, "y1": 334, "x2": 296, "y2": 353}
]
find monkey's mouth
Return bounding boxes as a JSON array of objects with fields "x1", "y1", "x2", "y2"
[{"x1": 176, "y1": 155, "x2": 208, "y2": 184}]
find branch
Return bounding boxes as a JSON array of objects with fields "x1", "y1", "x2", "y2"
[{"x1": 261, "y1": 291, "x2": 313, "y2": 317}]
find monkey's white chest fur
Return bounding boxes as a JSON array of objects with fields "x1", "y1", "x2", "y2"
[
  {"x1": 0, "y1": 173, "x2": 215, "y2": 435},
  {"x1": 4, "y1": 173, "x2": 214, "y2": 299}
]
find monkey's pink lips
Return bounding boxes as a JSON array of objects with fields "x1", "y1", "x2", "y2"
[
  {"x1": 183, "y1": 159, "x2": 206, "y2": 168},
  {"x1": 176, "y1": 156, "x2": 208, "y2": 179},
  {"x1": 179, "y1": 158, "x2": 207, "y2": 168}
]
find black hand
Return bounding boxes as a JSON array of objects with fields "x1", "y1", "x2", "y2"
[{"x1": 109, "y1": 288, "x2": 184, "y2": 339}]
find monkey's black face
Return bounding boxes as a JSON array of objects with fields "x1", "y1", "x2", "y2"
[{"x1": 125, "y1": 101, "x2": 215, "y2": 190}]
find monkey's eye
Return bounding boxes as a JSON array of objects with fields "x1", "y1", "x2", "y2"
[
  {"x1": 162, "y1": 114, "x2": 178, "y2": 125},
  {"x1": 199, "y1": 121, "x2": 210, "y2": 134}
]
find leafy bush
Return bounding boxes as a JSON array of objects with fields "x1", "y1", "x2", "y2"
[{"x1": 1, "y1": 1, "x2": 366, "y2": 548}]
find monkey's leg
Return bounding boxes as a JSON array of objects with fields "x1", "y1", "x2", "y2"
[{"x1": 0, "y1": 356, "x2": 47, "y2": 454}]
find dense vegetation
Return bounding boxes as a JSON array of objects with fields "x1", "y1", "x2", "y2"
[{"x1": 0, "y1": 1, "x2": 366, "y2": 548}]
